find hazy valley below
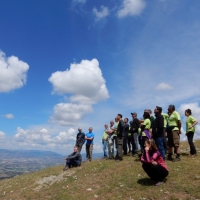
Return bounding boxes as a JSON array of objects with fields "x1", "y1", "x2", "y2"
[{"x1": 0, "y1": 149, "x2": 102, "y2": 180}]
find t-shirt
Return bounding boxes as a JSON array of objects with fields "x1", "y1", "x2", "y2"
[
  {"x1": 102, "y1": 129, "x2": 108, "y2": 140},
  {"x1": 76, "y1": 132, "x2": 85, "y2": 144},
  {"x1": 138, "y1": 128, "x2": 141, "y2": 136},
  {"x1": 186, "y1": 116, "x2": 196, "y2": 133},
  {"x1": 85, "y1": 132, "x2": 94, "y2": 145},
  {"x1": 167, "y1": 111, "x2": 180, "y2": 127},
  {"x1": 162, "y1": 113, "x2": 169, "y2": 128},
  {"x1": 128, "y1": 127, "x2": 131, "y2": 137},
  {"x1": 114, "y1": 122, "x2": 119, "y2": 136},
  {"x1": 150, "y1": 116, "x2": 155, "y2": 128},
  {"x1": 141, "y1": 119, "x2": 151, "y2": 136}
]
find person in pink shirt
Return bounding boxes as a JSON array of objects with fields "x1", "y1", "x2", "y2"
[{"x1": 141, "y1": 138, "x2": 169, "y2": 186}]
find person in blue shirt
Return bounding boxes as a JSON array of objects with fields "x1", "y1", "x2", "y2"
[{"x1": 85, "y1": 127, "x2": 94, "y2": 161}]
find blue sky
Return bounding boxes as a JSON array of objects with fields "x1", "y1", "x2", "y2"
[{"x1": 0, "y1": 0, "x2": 200, "y2": 154}]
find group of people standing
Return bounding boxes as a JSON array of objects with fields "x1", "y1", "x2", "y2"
[{"x1": 63, "y1": 104, "x2": 198, "y2": 186}]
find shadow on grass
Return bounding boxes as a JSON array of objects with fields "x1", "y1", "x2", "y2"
[
  {"x1": 180, "y1": 152, "x2": 189, "y2": 156},
  {"x1": 137, "y1": 178, "x2": 154, "y2": 186}
]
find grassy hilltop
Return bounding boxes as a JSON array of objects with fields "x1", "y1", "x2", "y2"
[{"x1": 0, "y1": 141, "x2": 200, "y2": 200}]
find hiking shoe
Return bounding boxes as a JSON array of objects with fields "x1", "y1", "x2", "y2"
[
  {"x1": 172, "y1": 157, "x2": 181, "y2": 162},
  {"x1": 167, "y1": 156, "x2": 173, "y2": 161},
  {"x1": 155, "y1": 181, "x2": 164, "y2": 186},
  {"x1": 63, "y1": 166, "x2": 69, "y2": 171}
]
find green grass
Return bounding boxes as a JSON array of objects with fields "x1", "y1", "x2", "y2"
[{"x1": 0, "y1": 140, "x2": 200, "y2": 200}]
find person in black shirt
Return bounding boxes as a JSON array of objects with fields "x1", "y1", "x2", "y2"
[
  {"x1": 152, "y1": 106, "x2": 165, "y2": 159},
  {"x1": 130, "y1": 112, "x2": 140, "y2": 156},
  {"x1": 123, "y1": 118, "x2": 129, "y2": 155},
  {"x1": 63, "y1": 146, "x2": 82, "y2": 171},
  {"x1": 116, "y1": 114, "x2": 124, "y2": 161},
  {"x1": 75, "y1": 128, "x2": 85, "y2": 152}
]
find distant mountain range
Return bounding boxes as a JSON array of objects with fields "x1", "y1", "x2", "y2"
[
  {"x1": 0, "y1": 149, "x2": 64, "y2": 180},
  {"x1": 0, "y1": 149, "x2": 63, "y2": 159},
  {"x1": 0, "y1": 149, "x2": 104, "y2": 180}
]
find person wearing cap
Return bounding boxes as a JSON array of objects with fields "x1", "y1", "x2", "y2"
[
  {"x1": 127, "y1": 123, "x2": 132, "y2": 153},
  {"x1": 130, "y1": 112, "x2": 140, "y2": 156},
  {"x1": 166, "y1": 105, "x2": 181, "y2": 162},
  {"x1": 185, "y1": 109, "x2": 198, "y2": 157},
  {"x1": 152, "y1": 106, "x2": 165, "y2": 159}
]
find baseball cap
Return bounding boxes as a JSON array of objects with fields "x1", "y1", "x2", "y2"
[{"x1": 131, "y1": 112, "x2": 137, "y2": 116}]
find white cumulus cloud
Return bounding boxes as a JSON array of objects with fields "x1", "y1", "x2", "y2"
[
  {"x1": 118, "y1": 0, "x2": 146, "y2": 18},
  {"x1": 0, "y1": 131, "x2": 6, "y2": 140},
  {"x1": 14, "y1": 127, "x2": 76, "y2": 146},
  {"x1": 49, "y1": 59, "x2": 109, "y2": 126},
  {"x1": 4, "y1": 114, "x2": 14, "y2": 119},
  {"x1": 0, "y1": 50, "x2": 29, "y2": 93},
  {"x1": 178, "y1": 102, "x2": 200, "y2": 122},
  {"x1": 155, "y1": 82, "x2": 173, "y2": 90},
  {"x1": 178, "y1": 102, "x2": 200, "y2": 140},
  {"x1": 50, "y1": 103, "x2": 93, "y2": 126},
  {"x1": 93, "y1": 6, "x2": 109, "y2": 21},
  {"x1": 49, "y1": 59, "x2": 109, "y2": 104}
]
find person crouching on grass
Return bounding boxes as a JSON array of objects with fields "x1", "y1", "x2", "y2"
[
  {"x1": 63, "y1": 146, "x2": 82, "y2": 171},
  {"x1": 141, "y1": 138, "x2": 169, "y2": 186}
]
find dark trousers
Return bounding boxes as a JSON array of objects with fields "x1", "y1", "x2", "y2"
[
  {"x1": 86, "y1": 144, "x2": 93, "y2": 161},
  {"x1": 66, "y1": 159, "x2": 80, "y2": 168},
  {"x1": 76, "y1": 143, "x2": 83, "y2": 152},
  {"x1": 123, "y1": 136, "x2": 128, "y2": 155},
  {"x1": 117, "y1": 136, "x2": 124, "y2": 160},
  {"x1": 139, "y1": 136, "x2": 147, "y2": 153},
  {"x1": 163, "y1": 128, "x2": 168, "y2": 152},
  {"x1": 187, "y1": 131, "x2": 196, "y2": 155},
  {"x1": 127, "y1": 136, "x2": 132, "y2": 152},
  {"x1": 131, "y1": 132, "x2": 139, "y2": 154},
  {"x1": 142, "y1": 163, "x2": 168, "y2": 182}
]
